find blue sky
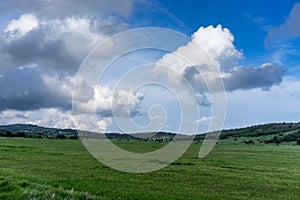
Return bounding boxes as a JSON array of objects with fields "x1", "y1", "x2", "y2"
[
  {"x1": 0, "y1": 0, "x2": 299, "y2": 133},
  {"x1": 130, "y1": 0, "x2": 300, "y2": 67}
]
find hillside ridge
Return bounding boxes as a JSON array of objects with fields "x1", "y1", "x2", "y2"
[{"x1": 0, "y1": 122, "x2": 299, "y2": 144}]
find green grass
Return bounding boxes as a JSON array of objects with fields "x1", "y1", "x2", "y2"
[
  {"x1": 0, "y1": 137, "x2": 299, "y2": 199},
  {"x1": 219, "y1": 129, "x2": 299, "y2": 145}
]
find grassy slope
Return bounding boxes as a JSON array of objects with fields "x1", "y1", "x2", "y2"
[
  {"x1": 219, "y1": 129, "x2": 299, "y2": 145},
  {"x1": 0, "y1": 138, "x2": 299, "y2": 199}
]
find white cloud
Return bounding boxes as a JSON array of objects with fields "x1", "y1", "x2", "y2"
[
  {"x1": 0, "y1": 1, "x2": 142, "y2": 132},
  {"x1": 0, "y1": 108, "x2": 75, "y2": 129},
  {"x1": 73, "y1": 113, "x2": 112, "y2": 132},
  {"x1": 1, "y1": 15, "x2": 111, "y2": 73},
  {"x1": 74, "y1": 84, "x2": 144, "y2": 118},
  {"x1": 154, "y1": 25, "x2": 242, "y2": 73},
  {"x1": 0, "y1": 108, "x2": 115, "y2": 132},
  {"x1": 192, "y1": 25, "x2": 243, "y2": 70},
  {"x1": 72, "y1": 80, "x2": 146, "y2": 132},
  {"x1": 153, "y1": 25, "x2": 284, "y2": 95},
  {"x1": 196, "y1": 116, "x2": 216, "y2": 124},
  {"x1": 4, "y1": 14, "x2": 39, "y2": 39}
]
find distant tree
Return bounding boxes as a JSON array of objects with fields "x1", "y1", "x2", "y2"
[
  {"x1": 5, "y1": 131, "x2": 13, "y2": 137},
  {"x1": 57, "y1": 134, "x2": 66, "y2": 139},
  {"x1": 297, "y1": 138, "x2": 300, "y2": 145},
  {"x1": 264, "y1": 139, "x2": 273, "y2": 144},
  {"x1": 69, "y1": 135, "x2": 79, "y2": 140},
  {"x1": 244, "y1": 140, "x2": 255, "y2": 144},
  {"x1": 219, "y1": 134, "x2": 228, "y2": 140},
  {"x1": 16, "y1": 131, "x2": 26, "y2": 137}
]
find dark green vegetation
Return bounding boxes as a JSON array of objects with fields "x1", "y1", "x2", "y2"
[
  {"x1": 196, "y1": 122, "x2": 300, "y2": 145},
  {"x1": 0, "y1": 124, "x2": 176, "y2": 141},
  {"x1": 1, "y1": 122, "x2": 300, "y2": 145},
  {"x1": 0, "y1": 137, "x2": 299, "y2": 199},
  {"x1": 0, "y1": 124, "x2": 79, "y2": 139}
]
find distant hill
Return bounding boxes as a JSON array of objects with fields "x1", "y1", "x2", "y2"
[
  {"x1": 0, "y1": 124, "x2": 78, "y2": 139},
  {"x1": 0, "y1": 122, "x2": 299, "y2": 145},
  {"x1": 0, "y1": 124, "x2": 177, "y2": 141},
  {"x1": 219, "y1": 122, "x2": 300, "y2": 138},
  {"x1": 214, "y1": 122, "x2": 300, "y2": 145},
  {"x1": 0, "y1": 124, "x2": 76, "y2": 134}
]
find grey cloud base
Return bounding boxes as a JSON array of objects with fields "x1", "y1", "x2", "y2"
[
  {"x1": 0, "y1": 68, "x2": 72, "y2": 111},
  {"x1": 223, "y1": 63, "x2": 284, "y2": 91}
]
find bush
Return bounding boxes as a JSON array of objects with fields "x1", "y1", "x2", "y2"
[{"x1": 244, "y1": 140, "x2": 255, "y2": 144}]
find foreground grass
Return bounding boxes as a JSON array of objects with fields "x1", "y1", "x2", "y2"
[{"x1": 0, "y1": 138, "x2": 299, "y2": 199}]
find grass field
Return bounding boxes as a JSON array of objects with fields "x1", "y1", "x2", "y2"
[{"x1": 0, "y1": 137, "x2": 299, "y2": 199}]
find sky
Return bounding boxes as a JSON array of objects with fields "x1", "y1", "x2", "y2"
[{"x1": 0, "y1": 0, "x2": 299, "y2": 133}]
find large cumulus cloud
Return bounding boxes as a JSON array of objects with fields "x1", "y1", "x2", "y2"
[
  {"x1": 73, "y1": 84, "x2": 144, "y2": 118},
  {"x1": 0, "y1": 0, "x2": 137, "y2": 131},
  {"x1": 154, "y1": 25, "x2": 285, "y2": 96},
  {"x1": 0, "y1": 13, "x2": 127, "y2": 73}
]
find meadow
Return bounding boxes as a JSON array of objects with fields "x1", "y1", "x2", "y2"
[{"x1": 0, "y1": 137, "x2": 299, "y2": 199}]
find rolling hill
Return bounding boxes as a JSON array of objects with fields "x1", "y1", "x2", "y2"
[{"x1": 0, "y1": 122, "x2": 300, "y2": 145}]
